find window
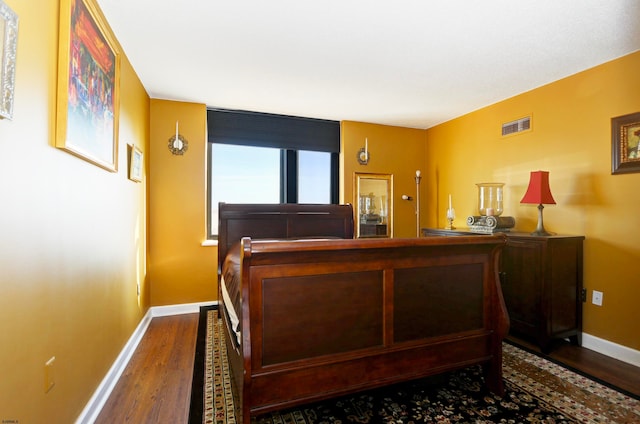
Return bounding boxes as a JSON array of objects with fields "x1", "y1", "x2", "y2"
[
  {"x1": 298, "y1": 150, "x2": 332, "y2": 203},
  {"x1": 210, "y1": 144, "x2": 281, "y2": 205},
  {"x1": 207, "y1": 109, "x2": 340, "y2": 238}
]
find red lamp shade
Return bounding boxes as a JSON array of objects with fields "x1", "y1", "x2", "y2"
[{"x1": 520, "y1": 171, "x2": 556, "y2": 205}]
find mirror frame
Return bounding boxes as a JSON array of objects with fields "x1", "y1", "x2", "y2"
[{"x1": 354, "y1": 172, "x2": 393, "y2": 238}]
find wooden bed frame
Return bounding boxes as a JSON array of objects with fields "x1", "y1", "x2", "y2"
[{"x1": 217, "y1": 203, "x2": 509, "y2": 423}]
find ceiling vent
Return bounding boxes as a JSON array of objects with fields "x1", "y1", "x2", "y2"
[{"x1": 502, "y1": 116, "x2": 531, "y2": 136}]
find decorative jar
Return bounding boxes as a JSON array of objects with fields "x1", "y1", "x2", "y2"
[{"x1": 476, "y1": 183, "x2": 504, "y2": 216}]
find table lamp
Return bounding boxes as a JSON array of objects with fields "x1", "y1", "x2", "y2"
[{"x1": 520, "y1": 171, "x2": 556, "y2": 236}]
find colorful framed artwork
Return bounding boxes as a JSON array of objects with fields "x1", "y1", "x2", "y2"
[
  {"x1": 611, "y1": 112, "x2": 640, "y2": 175},
  {"x1": 0, "y1": 0, "x2": 18, "y2": 120},
  {"x1": 56, "y1": 0, "x2": 120, "y2": 172},
  {"x1": 128, "y1": 144, "x2": 143, "y2": 182}
]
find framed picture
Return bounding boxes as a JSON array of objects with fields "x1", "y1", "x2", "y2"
[
  {"x1": 128, "y1": 144, "x2": 143, "y2": 182},
  {"x1": 611, "y1": 112, "x2": 640, "y2": 175},
  {"x1": 55, "y1": 0, "x2": 120, "y2": 172},
  {"x1": 0, "y1": 1, "x2": 18, "y2": 120}
]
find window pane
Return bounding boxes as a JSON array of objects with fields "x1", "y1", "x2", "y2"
[
  {"x1": 210, "y1": 144, "x2": 280, "y2": 234},
  {"x1": 298, "y1": 150, "x2": 331, "y2": 203}
]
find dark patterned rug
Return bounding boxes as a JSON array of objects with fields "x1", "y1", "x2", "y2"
[{"x1": 190, "y1": 307, "x2": 640, "y2": 423}]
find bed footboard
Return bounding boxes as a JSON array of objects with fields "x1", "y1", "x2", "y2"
[{"x1": 225, "y1": 235, "x2": 508, "y2": 422}]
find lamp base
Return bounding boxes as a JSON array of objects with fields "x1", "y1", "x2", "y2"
[
  {"x1": 530, "y1": 229, "x2": 555, "y2": 237},
  {"x1": 531, "y1": 204, "x2": 554, "y2": 237}
]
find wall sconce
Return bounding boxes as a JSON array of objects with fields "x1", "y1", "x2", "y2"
[
  {"x1": 401, "y1": 194, "x2": 413, "y2": 201},
  {"x1": 357, "y1": 138, "x2": 369, "y2": 165},
  {"x1": 521, "y1": 170, "x2": 556, "y2": 236},
  {"x1": 168, "y1": 120, "x2": 188, "y2": 155}
]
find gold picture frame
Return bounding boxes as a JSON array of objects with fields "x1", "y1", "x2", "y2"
[
  {"x1": 0, "y1": 1, "x2": 18, "y2": 120},
  {"x1": 611, "y1": 112, "x2": 640, "y2": 175},
  {"x1": 56, "y1": 0, "x2": 120, "y2": 172},
  {"x1": 128, "y1": 144, "x2": 143, "y2": 182},
  {"x1": 354, "y1": 172, "x2": 393, "y2": 238}
]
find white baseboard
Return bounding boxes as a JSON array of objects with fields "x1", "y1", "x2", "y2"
[
  {"x1": 75, "y1": 301, "x2": 217, "y2": 424},
  {"x1": 582, "y1": 332, "x2": 640, "y2": 368},
  {"x1": 74, "y1": 309, "x2": 153, "y2": 424},
  {"x1": 151, "y1": 300, "x2": 217, "y2": 317}
]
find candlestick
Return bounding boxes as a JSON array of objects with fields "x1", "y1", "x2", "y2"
[
  {"x1": 446, "y1": 194, "x2": 456, "y2": 230},
  {"x1": 365, "y1": 138, "x2": 368, "y2": 155},
  {"x1": 168, "y1": 120, "x2": 189, "y2": 155},
  {"x1": 174, "y1": 121, "x2": 183, "y2": 149}
]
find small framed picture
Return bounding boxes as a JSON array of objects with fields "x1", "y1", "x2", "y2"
[
  {"x1": 128, "y1": 144, "x2": 143, "y2": 182},
  {"x1": 611, "y1": 112, "x2": 640, "y2": 175}
]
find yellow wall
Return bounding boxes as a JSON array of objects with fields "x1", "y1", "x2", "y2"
[
  {"x1": 145, "y1": 117, "x2": 427, "y2": 306},
  {"x1": 145, "y1": 115, "x2": 427, "y2": 306},
  {"x1": 0, "y1": 1, "x2": 150, "y2": 422},
  {"x1": 341, "y1": 121, "x2": 426, "y2": 237},
  {"x1": 149, "y1": 100, "x2": 217, "y2": 305},
  {"x1": 425, "y1": 51, "x2": 640, "y2": 351},
  {"x1": 3, "y1": 1, "x2": 637, "y2": 420}
]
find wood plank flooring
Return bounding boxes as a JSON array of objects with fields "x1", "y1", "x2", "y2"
[
  {"x1": 95, "y1": 313, "x2": 199, "y2": 424},
  {"x1": 95, "y1": 313, "x2": 640, "y2": 423},
  {"x1": 507, "y1": 334, "x2": 640, "y2": 398}
]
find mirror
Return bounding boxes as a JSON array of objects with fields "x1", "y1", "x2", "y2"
[{"x1": 354, "y1": 173, "x2": 393, "y2": 238}]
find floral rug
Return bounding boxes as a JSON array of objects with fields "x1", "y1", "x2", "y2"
[{"x1": 193, "y1": 308, "x2": 640, "y2": 423}]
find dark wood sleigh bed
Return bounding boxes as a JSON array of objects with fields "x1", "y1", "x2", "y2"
[{"x1": 217, "y1": 203, "x2": 509, "y2": 423}]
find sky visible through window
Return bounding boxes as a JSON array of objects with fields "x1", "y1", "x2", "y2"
[
  {"x1": 210, "y1": 144, "x2": 331, "y2": 234},
  {"x1": 298, "y1": 150, "x2": 331, "y2": 203},
  {"x1": 212, "y1": 144, "x2": 280, "y2": 205}
]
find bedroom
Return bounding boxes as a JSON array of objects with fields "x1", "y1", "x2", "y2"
[{"x1": 0, "y1": 1, "x2": 638, "y2": 422}]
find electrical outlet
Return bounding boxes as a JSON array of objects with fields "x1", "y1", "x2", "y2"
[
  {"x1": 592, "y1": 290, "x2": 603, "y2": 306},
  {"x1": 45, "y1": 356, "x2": 56, "y2": 393}
]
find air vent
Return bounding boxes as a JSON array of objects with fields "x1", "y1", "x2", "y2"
[{"x1": 502, "y1": 116, "x2": 531, "y2": 136}]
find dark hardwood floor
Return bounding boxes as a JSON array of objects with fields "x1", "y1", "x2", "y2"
[
  {"x1": 95, "y1": 313, "x2": 199, "y2": 424},
  {"x1": 507, "y1": 334, "x2": 640, "y2": 398},
  {"x1": 95, "y1": 314, "x2": 640, "y2": 423}
]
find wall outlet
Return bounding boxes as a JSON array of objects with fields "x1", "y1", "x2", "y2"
[
  {"x1": 44, "y1": 356, "x2": 56, "y2": 393},
  {"x1": 592, "y1": 290, "x2": 603, "y2": 306}
]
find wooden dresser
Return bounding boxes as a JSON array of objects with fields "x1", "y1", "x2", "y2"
[{"x1": 423, "y1": 228, "x2": 585, "y2": 352}]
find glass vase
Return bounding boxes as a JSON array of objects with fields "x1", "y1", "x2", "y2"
[{"x1": 476, "y1": 183, "x2": 504, "y2": 216}]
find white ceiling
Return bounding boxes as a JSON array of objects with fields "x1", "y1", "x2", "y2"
[{"x1": 96, "y1": 0, "x2": 640, "y2": 129}]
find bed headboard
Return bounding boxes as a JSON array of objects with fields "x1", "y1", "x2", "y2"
[{"x1": 217, "y1": 203, "x2": 354, "y2": 275}]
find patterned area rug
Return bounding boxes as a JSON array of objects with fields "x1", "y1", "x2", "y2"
[{"x1": 195, "y1": 308, "x2": 640, "y2": 423}]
